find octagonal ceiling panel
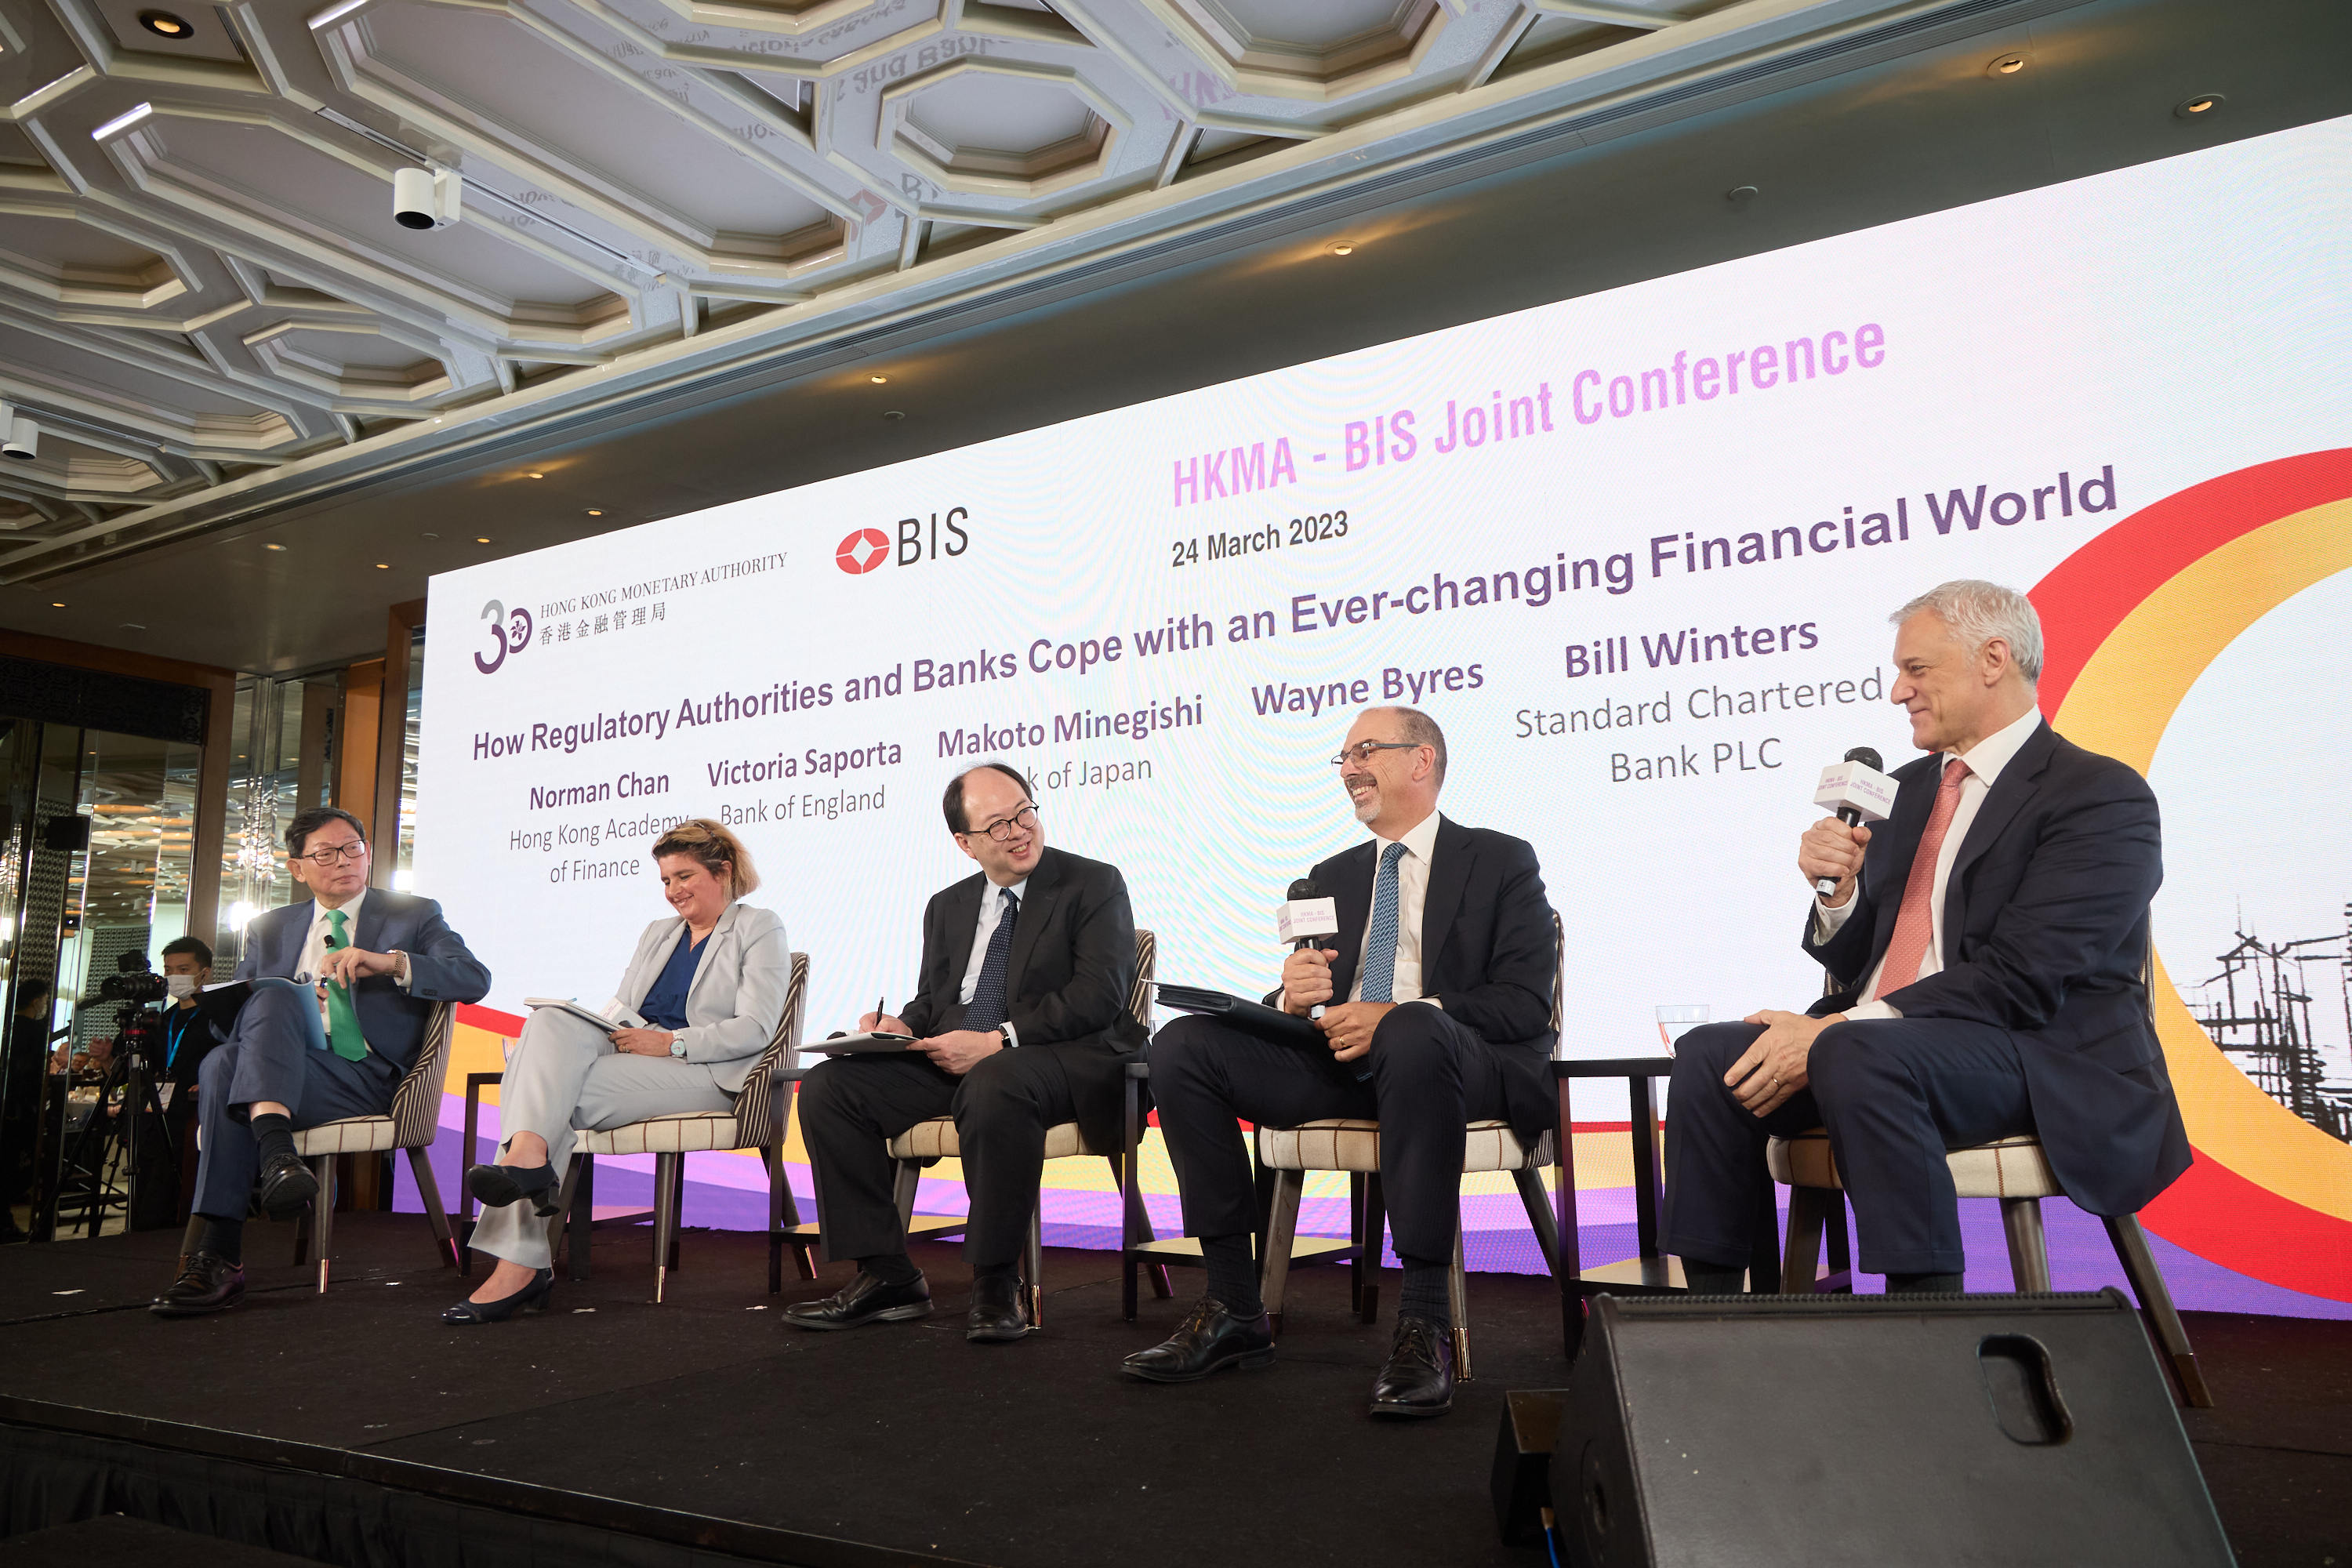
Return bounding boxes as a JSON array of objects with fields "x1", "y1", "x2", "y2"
[
  {"x1": 350, "y1": 4, "x2": 848, "y2": 265},
  {"x1": 895, "y1": 64, "x2": 1115, "y2": 192},
  {"x1": 126, "y1": 114, "x2": 636, "y2": 342},
  {"x1": 242, "y1": 322, "x2": 458, "y2": 405},
  {"x1": 0, "y1": 216, "x2": 187, "y2": 310}
]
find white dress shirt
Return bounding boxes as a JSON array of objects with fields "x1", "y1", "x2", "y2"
[
  {"x1": 956, "y1": 877, "x2": 1028, "y2": 1046},
  {"x1": 1348, "y1": 810, "x2": 1444, "y2": 1007},
  {"x1": 1814, "y1": 704, "x2": 2045, "y2": 1019},
  {"x1": 296, "y1": 887, "x2": 409, "y2": 1047}
]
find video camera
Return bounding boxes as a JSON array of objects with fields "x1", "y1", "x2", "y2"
[{"x1": 97, "y1": 951, "x2": 169, "y2": 1007}]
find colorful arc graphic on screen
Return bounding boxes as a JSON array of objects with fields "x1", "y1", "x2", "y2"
[{"x1": 2032, "y1": 448, "x2": 2352, "y2": 1301}]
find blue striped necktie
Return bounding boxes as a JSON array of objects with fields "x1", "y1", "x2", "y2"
[
  {"x1": 1360, "y1": 842, "x2": 1406, "y2": 1002},
  {"x1": 964, "y1": 889, "x2": 1019, "y2": 1031}
]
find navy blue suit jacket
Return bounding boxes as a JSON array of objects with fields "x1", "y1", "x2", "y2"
[
  {"x1": 1805, "y1": 720, "x2": 2190, "y2": 1215},
  {"x1": 234, "y1": 891, "x2": 492, "y2": 1076},
  {"x1": 1294, "y1": 818, "x2": 1558, "y2": 1140}
]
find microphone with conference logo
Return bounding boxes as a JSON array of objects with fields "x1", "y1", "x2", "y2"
[
  {"x1": 1274, "y1": 878, "x2": 1339, "y2": 952},
  {"x1": 1811, "y1": 746, "x2": 1896, "y2": 898}
]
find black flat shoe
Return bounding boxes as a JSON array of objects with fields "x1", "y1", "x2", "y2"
[
  {"x1": 966, "y1": 1272, "x2": 1028, "y2": 1343},
  {"x1": 442, "y1": 1268, "x2": 554, "y2": 1324},
  {"x1": 151, "y1": 1251, "x2": 245, "y2": 1317},
  {"x1": 466, "y1": 1163, "x2": 561, "y2": 1218},
  {"x1": 256, "y1": 1149, "x2": 319, "y2": 1219},
  {"x1": 1369, "y1": 1314, "x2": 1454, "y2": 1418},
  {"x1": 1120, "y1": 1298, "x2": 1275, "y2": 1383},
  {"x1": 782, "y1": 1270, "x2": 931, "y2": 1330}
]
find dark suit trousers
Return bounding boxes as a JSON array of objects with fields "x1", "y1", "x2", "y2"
[
  {"x1": 1151, "y1": 1004, "x2": 1514, "y2": 1266},
  {"x1": 191, "y1": 980, "x2": 401, "y2": 1221},
  {"x1": 1661, "y1": 1018, "x2": 2034, "y2": 1276},
  {"x1": 799, "y1": 1046, "x2": 1080, "y2": 1268}
]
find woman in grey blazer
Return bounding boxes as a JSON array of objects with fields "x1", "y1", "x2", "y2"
[{"x1": 448, "y1": 818, "x2": 789, "y2": 1323}]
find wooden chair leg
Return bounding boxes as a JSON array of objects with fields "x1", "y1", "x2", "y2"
[
  {"x1": 1359, "y1": 1174, "x2": 1387, "y2": 1324},
  {"x1": 1448, "y1": 1217, "x2": 1472, "y2": 1382},
  {"x1": 1260, "y1": 1168, "x2": 1303, "y2": 1337},
  {"x1": 310, "y1": 1156, "x2": 336, "y2": 1294},
  {"x1": 406, "y1": 1146, "x2": 459, "y2": 1270},
  {"x1": 651, "y1": 1152, "x2": 680, "y2": 1303},
  {"x1": 2105, "y1": 1214, "x2": 2214, "y2": 1408},
  {"x1": 1780, "y1": 1185, "x2": 1831, "y2": 1294},
  {"x1": 1510, "y1": 1166, "x2": 1563, "y2": 1280},
  {"x1": 2001, "y1": 1196, "x2": 2051, "y2": 1293},
  {"x1": 1025, "y1": 1205, "x2": 1045, "y2": 1329}
]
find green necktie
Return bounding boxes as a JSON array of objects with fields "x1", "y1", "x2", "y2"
[{"x1": 322, "y1": 908, "x2": 368, "y2": 1062}]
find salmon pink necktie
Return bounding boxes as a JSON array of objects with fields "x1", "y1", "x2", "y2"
[{"x1": 1873, "y1": 756, "x2": 1971, "y2": 997}]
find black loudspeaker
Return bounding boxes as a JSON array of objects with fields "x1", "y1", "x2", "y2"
[{"x1": 1552, "y1": 1290, "x2": 2234, "y2": 1568}]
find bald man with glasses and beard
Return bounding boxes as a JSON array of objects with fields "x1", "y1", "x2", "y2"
[
  {"x1": 787, "y1": 763, "x2": 1146, "y2": 1343},
  {"x1": 1125, "y1": 706, "x2": 1557, "y2": 1419}
]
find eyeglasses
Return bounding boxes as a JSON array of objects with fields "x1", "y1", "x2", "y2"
[
  {"x1": 964, "y1": 804, "x2": 1040, "y2": 843},
  {"x1": 296, "y1": 841, "x2": 368, "y2": 866},
  {"x1": 1330, "y1": 740, "x2": 1422, "y2": 768}
]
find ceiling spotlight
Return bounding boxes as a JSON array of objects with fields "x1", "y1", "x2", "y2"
[
  {"x1": 1726, "y1": 185, "x2": 1760, "y2": 204},
  {"x1": 2, "y1": 411, "x2": 35, "y2": 462},
  {"x1": 374, "y1": 562, "x2": 390, "y2": 569},
  {"x1": 1987, "y1": 53, "x2": 2027, "y2": 76},
  {"x1": 137, "y1": 9, "x2": 193, "y2": 38},
  {"x1": 524, "y1": 471, "x2": 543, "y2": 479},
  {"x1": 1330, "y1": 244, "x2": 1353, "y2": 256},
  {"x1": 586, "y1": 509, "x2": 603, "y2": 517},
  {"x1": 475, "y1": 536, "x2": 491, "y2": 543},
  {"x1": 392, "y1": 167, "x2": 463, "y2": 231},
  {"x1": 883, "y1": 410, "x2": 906, "y2": 421},
  {"x1": 49, "y1": 602, "x2": 65, "y2": 609},
  {"x1": 869, "y1": 375, "x2": 888, "y2": 384},
  {"x1": 263, "y1": 543, "x2": 287, "y2": 552},
  {"x1": 2175, "y1": 93, "x2": 2225, "y2": 118}
]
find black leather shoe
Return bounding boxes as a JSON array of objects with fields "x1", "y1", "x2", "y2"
[
  {"x1": 151, "y1": 1251, "x2": 246, "y2": 1316},
  {"x1": 1120, "y1": 1298, "x2": 1276, "y2": 1383},
  {"x1": 966, "y1": 1272, "x2": 1028, "y2": 1343},
  {"x1": 782, "y1": 1271, "x2": 932, "y2": 1331},
  {"x1": 256, "y1": 1149, "x2": 319, "y2": 1218},
  {"x1": 466, "y1": 1162, "x2": 561, "y2": 1218},
  {"x1": 443, "y1": 1267, "x2": 554, "y2": 1325},
  {"x1": 1370, "y1": 1314, "x2": 1455, "y2": 1418}
]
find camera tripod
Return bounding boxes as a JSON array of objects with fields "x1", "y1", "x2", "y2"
[{"x1": 42, "y1": 1004, "x2": 176, "y2": 1239}]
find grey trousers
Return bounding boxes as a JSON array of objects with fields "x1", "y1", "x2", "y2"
[{"x1": 470, "y1": 1008, "x2": 733, "y2": 1269}]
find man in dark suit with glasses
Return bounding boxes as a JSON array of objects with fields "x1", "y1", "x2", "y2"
[
  {"x1": 787, "y1": 762, "x2": 1145, "y2": 1343},
  {"x1": 151, "y1": 806, "x2": 491, "y2": 1315},
  {"x1": 1123, "y1": 706, "x2": 1557, "y2": 1418}
]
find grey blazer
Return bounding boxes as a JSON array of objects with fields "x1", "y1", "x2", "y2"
[{"x1": 612, "y1": 902, "x2": 789, "y2": 1095}]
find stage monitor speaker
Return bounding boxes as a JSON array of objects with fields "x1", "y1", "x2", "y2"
[{"x1": 1552, "y1": 1289, "x2": 2233, "y2": 1568}]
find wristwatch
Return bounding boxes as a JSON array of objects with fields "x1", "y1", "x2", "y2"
[
  {"x1": 996, "y1": 1025, "x2": 1014, "y2": 1048},
  {"x1": 669, "y1": 1036, "x2": 687, "y2": 1058}
]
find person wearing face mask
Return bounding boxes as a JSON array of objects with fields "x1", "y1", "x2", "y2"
[
  {"x1": 129, "y1": 938, "x2": 217, "y2": 1231},
  {"x1": 453, "y1": 818, "x2": 788, "y2": 1324}
]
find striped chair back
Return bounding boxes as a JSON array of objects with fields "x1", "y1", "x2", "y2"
[
  {"x1": 388, "y1": 1002, "x2": 456, "y2": 1150},
  {"x1": 730, "y1": 951, "x2": 810, "y2": 1149},
  {"x1": 1130, "y1": 928, "x2": 1156, "y2": 1033},
  {"x1": 1548, "y1": 909, "x2": 1563, "y2": 1033}
]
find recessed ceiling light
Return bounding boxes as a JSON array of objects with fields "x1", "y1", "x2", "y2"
[
  {"x1": 1330, "y1": 244, "x2": 1353, "y2": 256},
  {"x1": 883, "y1": 410, "x2": 906, "y2": 420},
  {"x1": 1726, "y1": 185, "x2": 1760, "y2": 203},
  {"x1": 869, "y1": 375, "x2": 888, "y2": 384},
  {"x1": 2175, "y1": 93, "x2": 2224, "y2": 118},
  {"x1": 1987, "y1": 53, "x2": 2027, "y2": 76},
  {"x1": 586, "y1": 509, "x2": 603, "y2": 517},
  {"x1": 374, "y1": 563, "x2": 390, "y2": 569},
  {"x1": 49, "y1": 601, "x2": 66, "y2": 608},
  {"x1": 525, "y1": 471, "x2": 543, "y2": 479},
  {"x1": 476, "y1": 536, "x2": 491, "y2": 543},
  {"x1": 264, "y1": 543, "x2": 286, "y2": 552},
  {"x1": 137, "y1": 9, "x2": 194, "y2": 38}
]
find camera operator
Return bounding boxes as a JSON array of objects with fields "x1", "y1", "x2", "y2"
[{"x1": 158, "y1": 938, "x2": 217, "y2": 1103}]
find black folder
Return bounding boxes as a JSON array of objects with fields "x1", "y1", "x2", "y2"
[{"x1": 1154, "y1": 984, "x2": 1326, "y2": 1051}]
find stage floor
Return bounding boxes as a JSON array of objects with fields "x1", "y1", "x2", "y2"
[{"x1": 2, "y1": 1214, "x2": 2345, "y2": 1567}]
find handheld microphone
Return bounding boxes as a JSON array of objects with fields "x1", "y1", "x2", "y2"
[
  {"x1": 1811, "y1": 746, "x2": 1895, "y2": 898},
  {"x1": 1275, "y1": 878, "x2": 1340, "y2": 950}
]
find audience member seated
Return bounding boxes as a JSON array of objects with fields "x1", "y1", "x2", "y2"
[{"x1": 456, "y1": 818, "x2": 788, "y2": 1324}]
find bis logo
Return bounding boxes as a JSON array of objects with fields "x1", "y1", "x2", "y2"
[
  {"x1": 474, "y1": 599, "x2": 534, "y2": 675},
  {"x1": 835, "y1": 507, "x2": 971, "y2": 575}
]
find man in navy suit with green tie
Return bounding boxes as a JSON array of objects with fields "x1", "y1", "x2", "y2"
[{"x1": 152, "y1": 806, "x2": 490, "y2": 1316}]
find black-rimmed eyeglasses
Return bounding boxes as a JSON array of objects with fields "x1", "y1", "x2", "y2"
[
  {"x1": 1330, "y1": 741, "x2": 1421, "y2": 768},
  {"x1": 965, "y1": 804, "x2": 1040, "y2": 842},
  {"x1": 295, "y1": 842, "x2": 368, "y2": 866}
]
